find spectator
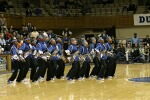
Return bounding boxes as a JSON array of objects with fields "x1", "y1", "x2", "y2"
[
  {"x1": 63, "y1": 34, "x2": 69, "y2": 51},
  {"x1": 47, "y1": 30, "x2": 56, "y2": 39},
  {"x1": 26, "y1": 8, "x2": 32, "y2": 16},
  {"x1": 20, "y1": 25, "x2": 28, "y2": 37},
  {"x1": 116, "y1": 44, "x2": 125, "y2": 61},
  {"x1": 0, "y1": 34, "x2": 6, "y2": 50},
  {"x1": 131, "y1": 44, "x2": 142, "y2": 63},
  {"x1": 127, "y1": 0, "x2": 137, "y2": 13},
  {"x1": 125, "y1": 43, "x2": 132, "y2": 63},
  {"x1": 131, "y1": 33, "x2": 140, "y2": 47},
  {"x1": 81, "y1": 3, "x2": 91, "y2": 15},
  {"x1": 98, "y1": 30, "x2": 108, "y2": 43},
  {"x1": 27, "y1": 22, "x2": 33, "y2": 33},
  {"x1": 143, "y1": 35, "x2": 150, "y2": 46},
  {"x1": 140, "y1": 44, "x2": 149, "y2": 63},
  {"x1": 7, "y1": 0, "x2": 14, "y2": 8},
  {"x1": 62, "y1": 28, "x2": 72, "y2": 38},
  {"x1": 13, "y1": 31, "x2": 20, "y2": 39},
  {"x1": 30, "y1": 27, "x2": 39, "y2": 39},
  {"x1": 143, "y1": 8, "x2": 149, "y2": 14},
  {"x1": 9, "y1": 25, "x2": 14, "y2": 33},
  {"x1": 0, "y1": 14, "x2": 7, "y2": 28},
  {"x1": 146, "y1": 0, "x2": 150, "y2": 10},
  {"x1": 111, "y1": 36, "x2": 117, "y2": 49},
  {"x1": 7, "y1": 31, "x2": 13, "y2": 40},
  {"x1": 34, "y1": 7, "x2": 42, "y2": 16},
  {"x1": 118, "y1": 37, "x2": 127, "y2": 48},
  {"x1": 23, "y1": 0, "x2": 30, "y2": 8}
]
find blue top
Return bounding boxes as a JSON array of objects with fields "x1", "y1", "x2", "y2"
[
  {"x1": 10, "y1": 45, "x2": 18, "y2": 61},
  {"x1": 19, "y1": 42, "x2": 32, "y2": 58},
  {"x1": 19, "y1": 42, "x2": 30, "y2": 52},
  {"x1": 89, "y1": 43, "x2": 95, "y2": 53},
  {"x1": 95, "y1": 43, "x2": 107, "y2": 60},
  {"x1": 57, "y1": 43, "x2": 63, "y2": 55},
  {"x1": 131, "y1": 37, "x2": 140, "y2": 45},
  {"x1": 48, "y1": 44, "x2": 58, "y2": 60},
  {"x1": 67, "y1": 44, "x2": 79, "y2": 61},
  {"x1": 80, "y1": 45, "x2": 90, "y2": 62},
  {"x1": 11, "y1": 45, "x2": 18, "y2": 56},
  {"x1": 36, "y1": 41, "x2": 47, "y2": 53},
  {"x1": 105, "y1": 43, "x2": 112, "y2": 51}
]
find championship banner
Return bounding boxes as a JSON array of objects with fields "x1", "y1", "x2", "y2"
[{"x1": 134, "y1": 14, "x2": 150, "y2": 26}]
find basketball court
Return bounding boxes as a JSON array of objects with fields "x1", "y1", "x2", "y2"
[{"x1": 0, "y1": 63, "x2": 150, "y2": 100}]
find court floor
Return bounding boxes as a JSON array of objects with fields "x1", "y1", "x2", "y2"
[{"x1": 0, "y1": 63, "x2": 150, "y2": 100}]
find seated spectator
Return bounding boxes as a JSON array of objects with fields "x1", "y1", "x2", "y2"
[
  {"x1": 116, "y1": 44, "x2": 125, "y2": 61},
  {"x1": 0, "y1": 1, "x2": 7, "y2": 12},
  {"x1": 7, "y1": 0, "x2": 14, "y2": 8},
  {"x1": 47, "y1": 30, "x2": 56, "y2": 39},
  {"x1": 27, "y1": 22, "x2": 33, "y2": 33},
  {"x1": 74, "y1": 0, "x2": 83, "y2": 8},
  {"x1": 59, "y1": 0, "x2": 66, "y2": 9},
  {"x1": 81, "y1": 3, "x2": 91, "y2": 15},
  {"x1": 9, "y1": 25, "x2": 14, "y2": 33},
  {"x1": 23, "y1": 0, "x2": 30, "y2": 8},
  {"x1": 125, "y1": 43, "x2": 132, "y2": 63},
  {"x1": 146, "y1": 0, "x2": 150, "y2": 10},
  {"x1": 13, "y1": 31, "x2": 20, "y2": 39},
  {"x1": 118, "y1": 37, "x2": 126, "y2": 48},
  {"x1": 111, "y1": 36, "x2": 117, "y2": 49},
  {"x1": 34, "y1": 7, "x2": 42, "y2": 16},
  {"x1": 98, "y1": 30, "x2": 108, "y2": 43},
  {"x1": 6, "y1": 31, "x2": 13, "y2": 40},
  {"x1": 30, "y1": 27, "x2": 39, "y2": 39},
  {"x1": 26, "y1": 8, "x2": 32, "y2": 16},
  {"x1": 131, "y1": 44, "x2": 143, "y2": 63},
  {"x1": 127, "y1": 0, "x2": 137, "y2": 13},
  {"x1": 143, "y1": 8, "x2": 149, "y2": 14},
  {"x1": 0, "y1": 34, "x2": 6, "y2": 50},
  {"x1": 62, "y1": 28, "x2": 72, "y2": 38},
  {"x1": 140, "y1": 44, "x2": 149, "y2": 63},
  {"x1": 20, "y1": 25, "x2": 28, "y2": 37},
  {"x1": 143, "y1": 35, "x2": 150, "y2": 46},
  {"x1": 131, "y1": 33, "x2": 140, "y2": 47},
  {"x1": 57, "y1": 8, "x2": 64, "y2": 16}
]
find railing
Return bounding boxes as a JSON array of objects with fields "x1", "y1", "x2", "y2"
[{"x1": 3, "y1": 13, "x2": 134, "y2": 29}]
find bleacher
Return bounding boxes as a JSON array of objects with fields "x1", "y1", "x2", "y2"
[{"x1": 3, "y1": 0, "x2": 147, "y2": 17}]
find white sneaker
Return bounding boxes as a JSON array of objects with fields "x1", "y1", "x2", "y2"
[
  {"x1": 38, "y1": 77, "x2": 44, "y2": 82},
  {"x1": 108, "y1": 76, "x2": 112, "y2": 79}
]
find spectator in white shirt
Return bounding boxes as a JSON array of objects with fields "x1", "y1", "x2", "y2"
[
  {"x1": 30, "y1": 27, "x2": 39, "y2": 39},
  {"x1": 0, "y1": 34, "x2": 6, "y2": 50}
]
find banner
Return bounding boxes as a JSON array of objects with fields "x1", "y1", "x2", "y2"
[{"x1": 134, "y1": 14, "x2": 150, "y2": 26}]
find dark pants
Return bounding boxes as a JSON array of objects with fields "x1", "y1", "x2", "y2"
[
  {"x1": 9, "y1": 60, "x2": 24, "y2": 82},
  {"x1": 67, "y1": 61, "x2": 80, "y2": 79},
  {"x1": 79, "y1": 61, "x2": 87, "y2": 78},
  {"x1": 32, "y1": 58, "x2": 46, "y2": 82},
  {"x1": 51, "y1": 60, "x2": 58, "y2": 78},
  {"x1": 111, "y1": 58, "x2": 117, "y2": 76},
  {"x1": 30, "y1": 58, "x2": 38, "y2": 81},
  {"x1": 46, "y1": 60, "x2": 52, "y2": 81},
  {"x1": 90, "y1": 57, "x2": 100, "y2": 76},
  {"x1": 97, "y1": 59, "x2": 107, "y2": 78},
  {"x1": 85, "y1": 62, "x2": 90, "y2": 78},
  {"x1": 56, "y1": 59, "x2": 65, "y2": 79},
  {"x1": 104, "y1": 57, "x2": 113, "y2": 77},
  {"x1": 21, "y1": 57, "x2": 31, "y2": 80}
]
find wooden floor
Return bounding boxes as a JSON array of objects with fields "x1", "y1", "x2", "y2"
[{"x1": 0, "y1": 64, "x2": 150, "y2": 100}]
